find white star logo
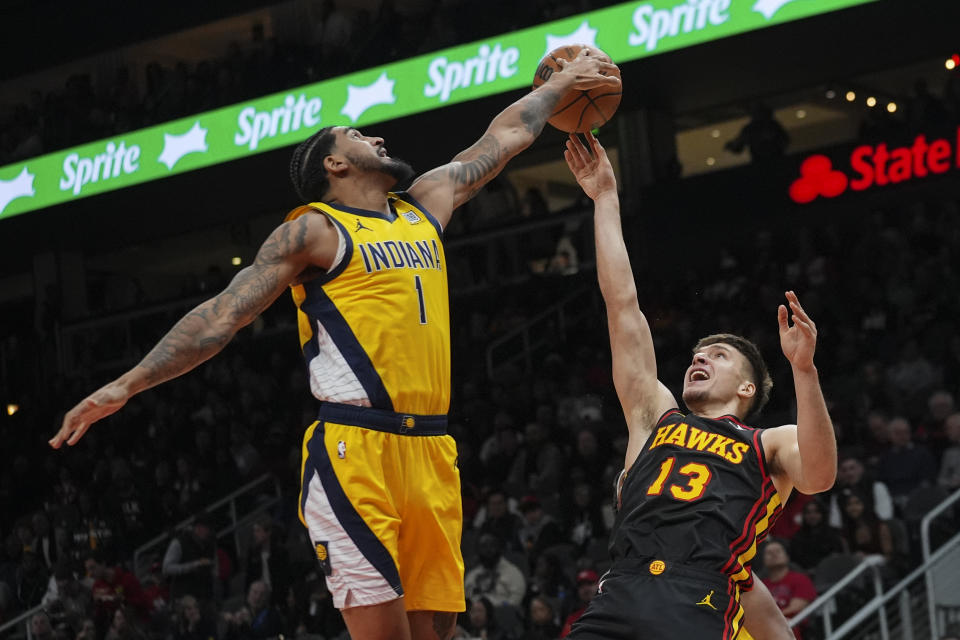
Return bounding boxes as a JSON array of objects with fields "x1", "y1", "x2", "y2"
[
  {"x1": 158, "y1": 121, "x2": 208, "y2": 170},
  {"x1": 752, "y1": 0, "x2": 803, "y2": 20},
  {"x1": 0, "y1": 166, "x2": 36, "y2": 215},
  {"x1": 544, "y1": 21, "x2": 599, "y2": 59},
  {"x1": 341, "y1": 72, "x2": 397, "y2": 123}
]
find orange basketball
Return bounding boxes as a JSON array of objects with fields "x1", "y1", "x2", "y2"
[{"x1": 532, "y1": 44, "x2": 622, "y2": 133}]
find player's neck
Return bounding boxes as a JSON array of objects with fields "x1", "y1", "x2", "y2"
[
  {"x1": 327, "y1": 176, "x2": 394, "y2": 215},
  {"x1": 689, "y1": 398, "x2": 743, "y2": 421}
]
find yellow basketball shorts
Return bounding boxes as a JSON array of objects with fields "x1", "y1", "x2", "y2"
[{"x1": 298, "y1": 403, "x2": 465, "y2": 612}]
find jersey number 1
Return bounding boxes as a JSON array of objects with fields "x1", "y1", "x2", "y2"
[
  {"x1": 414, "y1": 275, "x2": 427, "y2": 325},
  {"x1": 646, "y1": 457, "x2": 712, "y2": 502}
]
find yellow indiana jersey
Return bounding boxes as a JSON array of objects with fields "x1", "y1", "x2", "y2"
[{"x1": 286, "y1": 192, "x2": 450, "y2": 415}]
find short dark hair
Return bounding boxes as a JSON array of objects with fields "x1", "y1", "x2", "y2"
[
  {"x1": 693, "y1": 333, "x2": 772, "y2": 420},
  {"x1": 289, "y1": 126, "x2": 338, "y2": 203}
]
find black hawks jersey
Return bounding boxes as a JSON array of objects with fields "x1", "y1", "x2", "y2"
[{"x1": 611, "y1": 409, "x2": 783, "y2": 589}]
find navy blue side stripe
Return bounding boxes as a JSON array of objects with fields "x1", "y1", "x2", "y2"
[
  {"x1": 301, "y1": 423, "x2": 403, "y2": 596},
  {"x1": 393, "y1": 191, "x2": 444, "y2": 239},
  {"x1": 299, "y1": 282, "x2": 394, "y2": 411}
]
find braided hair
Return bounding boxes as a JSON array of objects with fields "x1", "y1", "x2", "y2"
[{"x1": 289, "y1": 126, "x2": 338, "y2": 203}]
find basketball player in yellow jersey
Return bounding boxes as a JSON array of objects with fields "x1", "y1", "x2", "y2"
[{"x1": 51, "y1": 49, "x2": 620, "y2": 640}]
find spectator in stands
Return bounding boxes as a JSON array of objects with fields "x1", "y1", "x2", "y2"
[
  {"x1": 162, "y1": 513, "x2": 216, "y2": 604},
  {"x1": 283, "y1": 574, "x2": 345, "y2": 640},
  {"x1": 724, "y1": 103, "x2": 789, "y2": 163},
  {"x1": 938, "y1": 413, "x2": 960, "y2": 490},
  {"x1": 761, "y1": 540, "x2": 817, "y2": 640},
  {"x1": 920, "y1": 390, "x2": 956, "y2": 454},
  {"x1": 222, "y1": 580, "x2": 282, "y2": 640},
  {"x1": 456, "y1": 597, "x2": 509, "y2": 640},
  {"x1": 509, "y1": 421, "x2": 564, "y2": 498},
  {"x1": 103, "y1": 460, "x2": 147, "y2": 552},
  {"x1": 173, "y1": 595, "x2": 217, "y2": 640},
  {"x1": 30, "y1": 611, "x2": 55, "y2": 640},
  {"x1": 14, "y1": 550, "x2": 48, "y2": 608},
  {"x1": 517, "y1": 496, "x2": 563, "y2": 565},
  {"x1": 30, "y1": 511, "x2": 59, "y2": 571},
  {"x1": 85, "y1": 552, "x2": 149, "y2": 635},
  {"x1": 878, "y1": 417, "x2": 937, "y2": 510},
  {"x1": 562, "y1": 482, "x2": 609, "y2": 554},
  {"x1": 524, "y1": 553, "x2": 573, "y2": 611},
  {"x1": 828, "y1": 453, "x2": 894, "y2": 527},
  {"x1": 75, "y1": 619, "x2": 97, "y2": 640},
  {"x1": 478, "y1": 489, "x2": 524, "y2": 552},
  {"x1": 526, "y1": 595, "x2": 561, "y2": 640},
  {"x1": 243, "y1": 515, "x2": 290, "y2": 607},
  {"x1": 464, "y1": 534, "x2": 526, "y2": 608},
  {"x1": 559, "y1": 569, "x2": 599, "y2": 638},
  {"x1": 839, "y1": 493, "x2": 894, "y2": 563},
  {"x1": 42, "y1": 561, "x2": 91, "y2": 631},
  {"x1": 789, "y1": 499, "x2": 847, "y2": 571},
  {"x1": 104, "y1": 606, "x2": 146, "y2": 640},
  {"x1": 885, "y1": 340, "x2": 937, "y2": 409}
]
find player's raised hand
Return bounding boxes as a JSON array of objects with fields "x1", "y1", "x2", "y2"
[
  {"x1": 554, "y1": 48, "x2": 621, "y2": 91},
  {"x1": 50, "y1": 381, "x2": 130, "y2": 448},
  {"x1": 564, "y1": 133, "x2": 617, "y2": 201},
  {"x1": 778, "y1": 291, "x2": 817, "y2": 372}
]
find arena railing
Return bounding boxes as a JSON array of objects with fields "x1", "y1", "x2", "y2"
[
  {"x1": 922, "y1": 485, "x2": 960, "y2": 637},
  {"x1": 0, "y1": 603, "x2": 43, "y2": 640},
  {"x1": 788, "y1": 554, "x2": 888, "y2": 638},
  {"x1": 484, "y1": 285, "x2": 595, "y2": 379},
  {"x1": 132, "y1": 472, "x2": 283, "y2": 582}
]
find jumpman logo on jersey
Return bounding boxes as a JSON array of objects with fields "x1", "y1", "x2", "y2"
[
  {"x1": 355, "y1": 219, "x2": 373, "y2": 232},
  {"x1": 696, "y1": 590, "x2": 718, "y2": 610}
]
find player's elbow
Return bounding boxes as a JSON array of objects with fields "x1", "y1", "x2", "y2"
[{"x1": 797, "y1": 469, "x2": 836, "y2": 495}]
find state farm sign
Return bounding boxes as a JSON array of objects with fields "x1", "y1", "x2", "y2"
[{"x1": 790, "y1": 127, "x2": 960, "y2": 204}]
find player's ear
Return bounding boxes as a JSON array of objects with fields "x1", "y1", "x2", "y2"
[
  {"x1": 323, "y1": 154, "x2": 347, "y2": 176},
  {"x1": 738, "y1": 380, "x2": 756, "y2": 400}
]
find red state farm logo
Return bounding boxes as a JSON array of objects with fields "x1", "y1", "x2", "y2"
[
  {"x1": 790, "y1": 127, "x2": 960, "y2": 204},
  {"x1": 789, "y1": 155, "x2": 848, "y2": 204}
]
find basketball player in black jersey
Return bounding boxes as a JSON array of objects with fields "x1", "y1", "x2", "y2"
[{"x1": 563, "y1": 133, "x2": 837, "y2": 640}]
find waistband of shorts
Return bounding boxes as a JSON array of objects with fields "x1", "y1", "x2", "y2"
[
  {"x1": 317, "y1": 402, "x2": 448, "y2": 436},
  {"x1": 618, "y1": 555, "x2": 734, "y2": 589}
]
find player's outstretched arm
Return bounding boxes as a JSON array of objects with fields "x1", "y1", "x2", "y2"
[
  {"x1": 564, "y1": 133, "x2": 675, "y2": 448},
  {"x1": 763, "y1": 291, "x2": 837, "y2": 495},
  {"x1": 741, "y1": 579, "x2": 794, "y2": 640},
  {"x1": 409, "y1": 48, "x2": 620, "y2": 226},
  {"x1": 50, "y1": 213, "x2": 337, "y2": 449}
]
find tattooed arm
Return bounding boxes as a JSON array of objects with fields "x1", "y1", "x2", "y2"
[
  {"x1": 50, "y1": 213, "x2": 339, "y2": 448},
  {"x1": 409, "y1": 48, "x2": 620, "y2": 227}
]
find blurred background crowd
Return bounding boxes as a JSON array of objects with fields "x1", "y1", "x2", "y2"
[{"x1": 2, "y1": 0, "x2": 960, "y2": 639}]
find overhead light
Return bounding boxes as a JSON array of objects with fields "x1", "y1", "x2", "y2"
[
  {"x1": 845, "y1": 91, "x2": 856, "y2": 102},
  {"x1": 710, "y1": 129, "x2": 721, "y2": 138},
  {"x1": 796, "y1": 109, "x2": 807, "y2": 119},
  {"x1": 825, "y1": 90, "x2": 837, "y2": 99},
  {"x1": 231, "y1": 257, "x2": 242, "y2": 266},
  {"x1": 706, "y1": 157, "x2": 716, "y2": 166},
  {"x1": 887, "y1": 102, "x2": 897, "y2": 113},
  {"x1": 947, "y1": 56, "x2": 959, "y2": 70},
  {"x1": 6, "y1": 404, "x2": 18, "y2": 416},
  {"x1": 866, "y1": 96, "x2": 877, "y2": 108}
]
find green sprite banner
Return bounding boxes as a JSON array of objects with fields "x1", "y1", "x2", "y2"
[{"x1": 0, "y1": 0, "x2": 877, "y2": 220}]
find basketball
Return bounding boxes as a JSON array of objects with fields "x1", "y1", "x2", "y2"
[{"x1": 532, "y1": 44, "x2": 622, "y2": 133}]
